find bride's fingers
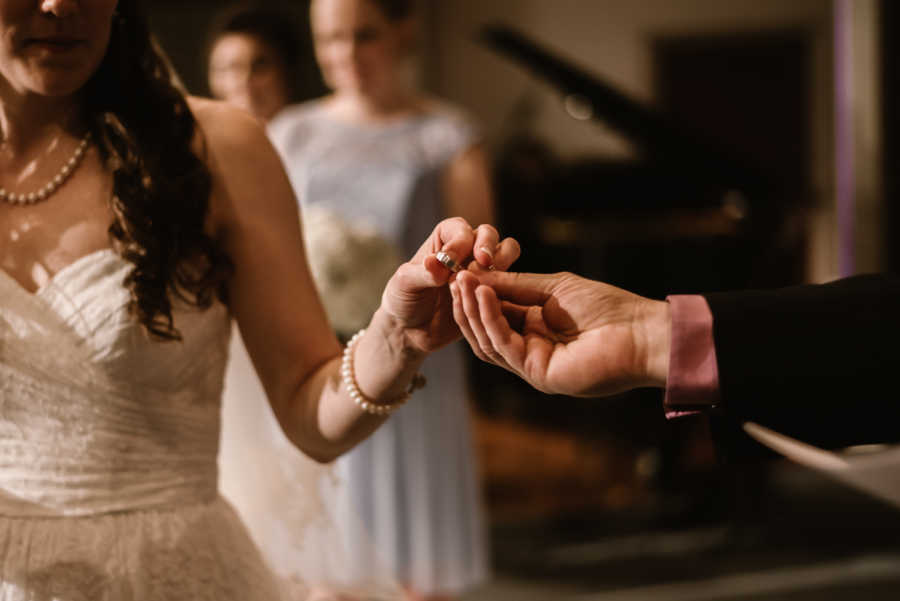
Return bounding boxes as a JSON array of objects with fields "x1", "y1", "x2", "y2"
[
  {"x1": 393, "y1": 259, "x2": 446, "y2": 293},
  {"x1": 491, "y1": 237, "x2": 521, "y2": 272},
  {"x1": 415, "y1": 217, "x2": 475, "y2": 269},
  {"x1": 464, "y1": 236, "x2": 521, "y2": 275},
  {"x1": 471, "y1": 224, "x2": 500, "y2": 267},
  {"x1": 423, "y1": 254, "x2": 454, "y2": 285}
]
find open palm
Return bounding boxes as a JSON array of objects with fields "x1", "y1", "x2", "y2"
[{"x1": 452, "y1": 271, "x2": 669, "y2": 397}]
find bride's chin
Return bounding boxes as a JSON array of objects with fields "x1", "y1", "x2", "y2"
[
  {"x1": 16, "y1": 61, "x2": 97, "y2": 99},
  {"x1": 24, "y1": 75, "x2": 91, "y2": 99}
]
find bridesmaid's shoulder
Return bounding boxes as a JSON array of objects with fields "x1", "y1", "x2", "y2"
[
  {"x1": 268, "y1": 97, "x2": 333, "y2": 141},
  {"x1": 417, "y1": 95, "x2": 477, "y2": 129}
]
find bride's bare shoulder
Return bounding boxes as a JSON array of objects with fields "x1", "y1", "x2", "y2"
[
  {"x1": 185, "y1": 96, "x2": 271, "y2": 161},
  {"x1": 184, "y1": 97, "x2": 294, "y2": 233}
]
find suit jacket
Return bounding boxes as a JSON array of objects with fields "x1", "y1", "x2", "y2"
[{"x1": 702, "y1": 274, "x2": 900, "y2": 458}]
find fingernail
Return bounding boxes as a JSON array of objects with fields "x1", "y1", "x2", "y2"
[{"x1": 479, "y1": 246, "x2": 494, "y2": 258}]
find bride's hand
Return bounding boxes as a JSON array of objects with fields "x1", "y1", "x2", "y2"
[{"x1": 379, "y1": 217, "x2": 520, "y2": 354}]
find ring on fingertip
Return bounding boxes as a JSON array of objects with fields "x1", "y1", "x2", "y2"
[{"x1": 435, "y1": 250, "x2": 461, "y2": 273}]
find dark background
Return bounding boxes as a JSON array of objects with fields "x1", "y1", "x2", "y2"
[{"x1": 147, "y1": 1, "x2": 900, "y2": 598}]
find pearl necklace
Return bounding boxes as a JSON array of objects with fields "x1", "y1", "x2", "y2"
[{"x1": 0, "y1": 131, "x2": 92, "y2": 206}]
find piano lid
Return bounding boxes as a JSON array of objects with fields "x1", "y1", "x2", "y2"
[{"x1": 479, "y1": 24, "x2": 768, "y2": 196}]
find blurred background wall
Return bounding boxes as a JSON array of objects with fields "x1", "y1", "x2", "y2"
[
  {"x1": 147, "y1": 1, "x2": 892, "y2": 282},
  {"x1": 144, "y1": 0, "x2": 885, "y2": 530}
]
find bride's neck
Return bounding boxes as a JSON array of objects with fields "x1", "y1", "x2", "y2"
[{"x1": 0, "y1": 86, "x2": 85, "y2": 156}]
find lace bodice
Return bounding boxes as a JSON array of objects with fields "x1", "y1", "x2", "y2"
[
  {"x1": 0, "y1": 249, "x2": 400, "y2": 599},
  {"x1": 0, "y1": 248, "x2": 230, "y2": 517}
]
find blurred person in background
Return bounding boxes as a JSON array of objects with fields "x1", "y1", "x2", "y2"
[
  {"x1": 207, "y1": 5, "x2": 303, "y2": 123},
  {"x1": 208, "y1": 2, "x2": 494, "y2": 600}
]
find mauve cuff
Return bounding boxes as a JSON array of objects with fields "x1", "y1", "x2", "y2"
[{"x1": 663, "y1": 295, "x2": 721, "y2": 419}]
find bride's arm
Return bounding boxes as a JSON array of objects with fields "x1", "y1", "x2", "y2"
[{"x1": 190, "y1": 99, "x2": 501, "y2": 462}]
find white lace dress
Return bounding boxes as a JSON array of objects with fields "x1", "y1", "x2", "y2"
[{"x1": 0, "y1": 249, "x2": 337, "y2": 600}]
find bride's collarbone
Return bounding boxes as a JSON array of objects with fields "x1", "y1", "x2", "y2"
[{"x1": 0, "y1": 178, "x2": 116, "y2": 293}]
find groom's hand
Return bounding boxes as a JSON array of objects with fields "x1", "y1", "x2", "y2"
[{"x1": 450, "y1": 270, "x2": 671, "y2": 397}]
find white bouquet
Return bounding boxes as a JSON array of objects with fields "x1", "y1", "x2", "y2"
[{"x1": 301, "y1": 206, "x2": 401, "y2": 337}]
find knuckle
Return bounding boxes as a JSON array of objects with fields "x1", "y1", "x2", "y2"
[
  {"x1": 394, "y1": 262, "x2": 415, "y2": 283},
  {"x1": 502, "y1": 236, "x2": 521, "y2": 253},
  {"x1": 478, "y1": 223, "x2": 499, "y2": 238},
  {"x1": 449, "y1": 216, "x2": 470, "y2": 230}
]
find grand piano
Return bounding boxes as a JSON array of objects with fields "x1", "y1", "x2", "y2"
[
  {"x1": 480, "y1": 24, "x2": 810, "y2": 301},
  {"x1": 472, "y1": 25, "x2": 811, "y2": 522}
]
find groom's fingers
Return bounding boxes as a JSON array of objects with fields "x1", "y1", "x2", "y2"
[
  {"x1": 451, "y1": 281, "x2": 493, "y2": 364},
  {"x1": 476, "y1": 284, "x2": 526, "y2": 373},
  {"x1": 470, "y1": 271, "x2": 561, "y2": 307},
  {"x1": 457, "y1": 271, "x2": 507, "y2": 366},
  {"x1": 499, "y1": 300, "x2": 528, "y2": 332}
]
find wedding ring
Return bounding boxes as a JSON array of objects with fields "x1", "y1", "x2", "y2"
[{"x1": 435, "y1": 251, "x2": 461, "y2": 273}]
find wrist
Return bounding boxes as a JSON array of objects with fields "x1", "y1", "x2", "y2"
[
  {"x1": 350, "y1": 309, "x2": 427, "y2": 405},
  {"x1": 343, "y1": 330, "x2": 425, "y2": 414},
  {"x1": 635, "y1": 298, "x2": 671, "y2": 388},
  {"x1": 368, "y1": 307, "x2": 428, "y2": 363}
]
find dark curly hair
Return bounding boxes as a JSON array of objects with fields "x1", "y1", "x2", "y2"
[{"x1": 83, "y1": 0, "x2": 232, "y2": 340}]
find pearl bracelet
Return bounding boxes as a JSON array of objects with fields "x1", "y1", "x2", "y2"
[{"x1": 341, "y1": 329, "x2": 426, "y2": 416}]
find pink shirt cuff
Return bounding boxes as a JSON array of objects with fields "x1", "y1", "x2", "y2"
[{"x1": 664, "y1": 295, "x2": 720, "y2": 419}]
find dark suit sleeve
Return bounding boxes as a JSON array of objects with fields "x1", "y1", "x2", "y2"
[{"x1": 703, "y1": 274, "x2": 900, "y2": 455}]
